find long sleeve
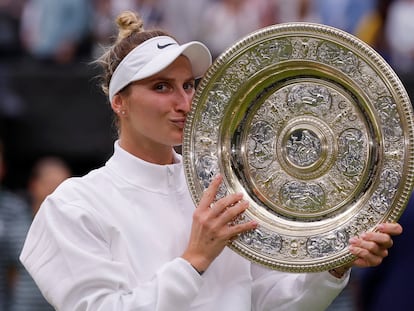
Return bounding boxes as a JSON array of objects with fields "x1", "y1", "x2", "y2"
[
  {"x1": 251, "y1": 263, "x2": 349, "y2": 311},
  {"x1": 20, "y1": 198, "x2": 203, "y2": 311}
]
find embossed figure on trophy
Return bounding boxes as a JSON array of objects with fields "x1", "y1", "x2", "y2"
[
  {"x1": 330, "y1": 101, "x2": 354, "y2": 126},
  {"x1": 236, "y1": 53, "x2": 259, "y2": 75},
  {"x1": 239, "y1": 228, "x2": 282, "y2": 256},
  {"x1": 289, "y1": 240, "x2": 300, "y2": 257},
  {"x1": 337, "y1": 129, "x2": 364, "y2": 176},
  {"x1": 292, "y1": 39, "x2": 311, "y2": 59},
  {"x1": 203, "y1": 94, "x2": 227, "y2": 126},
  {"x1": 281, "y1": 181, "x2": 325, "y2": 212},
  {"x1": 287, "y1": 84, "x2": 331, "y2": 116},
  {"x1": 249, "y1": 121, "x2": 275, "y2": 168},
  {"x1": 371, "y1": 169, "x2": 401, "y2": 213},
  {"x1": 267, "y1": 39, "x2": 292, "y2": 60},
  {"x1": 317, "y1": 42, "x2": 360, "y2": 75},
  {"x1": 196, "y1": 155, "x2": 219, "y2": 189},
  {"x1": 376, "y1": 96, "x2": 403, "y2": 140},
  {"x1": 306, "y1": 231, "x2": 348, "y2": 258},
  {"x1": 286, "y1": 129, "x2": 321, "y2": 167}
]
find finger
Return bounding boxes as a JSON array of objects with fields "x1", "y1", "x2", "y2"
[
  {"x1": 352, "y1": 255, "x2": 384, "y2": 268},
  {"x1": 349, "y1": 236, "x2": 385, "y2": 257},
  {"x1": 226, "y1": 219, "x2": 258, "y2": 241},
  {"x1": 214, "y1": 199, "x2": 249, "y2": 224},
  {"x1": 209, "y1": 193, "x2": 244, "y2": 217},
  {"x1": 198, "y1": 174, "x2": 223, "y2": 210},
  {"x1": 357, "y1": 231, "x2": 394, "y2": 249},
  {"x1": 376, "y1": 222, "x2": 403, "y2": 236},
  {"x1": 349, "y1": 234, "x2": 391, "y2": 268},
  {"x1": 350, "y1": 244, "x2": 387, "y2": 267}
]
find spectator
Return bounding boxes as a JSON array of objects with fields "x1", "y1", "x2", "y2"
[
  {"x1": 91, "y1": 0, "x2": 164, "y2": 59},
  {"x1": 355, "y1": 0, "x2": 393, "y2": 62},
  {"x1": 91, "y1": 0, "x2": 117, "y2": 58},
  {"x1": 159, "y1": 0, "x2": 211, "y2": 43},
  {"x1": 19, "y1": 0, "x2": 92, "y2": 64},
  {"x1": 0, "y1": 0, "x2": 25, "y2": 60},
  {"x1": 198, "y1": 0, "x2": 274, "y2": 58},
  {"x1": 133, "y1": 0, "x2": 163, "y2": 29},
  {"x1": 315, "y1": 0, "x2": 375, "y2": 34},
  {"x1": 385, "y1": 0, "x2": 414, "y2": 73},
  {"x1": 273, "y1": 0, "x2": 320, "y2": 24},
  {"x1": 0, "y1": 139, "x2": 31, "y2": 311},
  {"x1": 108, "y1": 0, "x2": 163, "y2": 27},
  {"x1": 9, "y1": 156, "x2": 71, "y2": 311},
  {"x1": 0, "y1": 1, "x2": 26, "y2": 149},
  {"x1": 27, "y1": 157, "x2": 72, "y2": 215}
]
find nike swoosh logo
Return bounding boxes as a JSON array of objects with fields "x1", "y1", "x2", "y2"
[{"x1": 157, "y1": 43, "x2": 176, "y2": 49}]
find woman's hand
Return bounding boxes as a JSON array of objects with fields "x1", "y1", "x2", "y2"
[
  {"x1": 349, "y1": 222, "x2": 402, "y2": 267},
  {"x1": 330, "y1": 222, "x2": 403, "y2": 278},
  {"x1": 181, "y1": 175, "x2": 258, "y2": 274}
]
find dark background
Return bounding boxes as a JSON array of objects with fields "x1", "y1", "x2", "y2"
[{"x1": 0, "y1": 61, "x2": 115, "y2": 190}]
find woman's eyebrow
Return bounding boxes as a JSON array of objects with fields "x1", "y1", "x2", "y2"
[{"x1": 143, "y1": 75, "x2": 195, "y2": 84}]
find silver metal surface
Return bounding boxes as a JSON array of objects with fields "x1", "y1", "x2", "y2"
[{"x1": 183, "y1": 23, "x2": 414, "y2": 272}]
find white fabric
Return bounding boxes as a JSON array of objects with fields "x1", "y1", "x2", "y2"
[
  {"x1": 20, "y1": 141, "x2": 348, "y2": 311},
  {"x1": 108, "y1": 36, "x2": 211, "y2": 102}
]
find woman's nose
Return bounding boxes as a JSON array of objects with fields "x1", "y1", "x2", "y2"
[{"x1": 175, "y1": 89, "x2": 192, "y2": 112}]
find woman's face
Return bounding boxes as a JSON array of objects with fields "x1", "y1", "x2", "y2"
[{"x1": 114, "y1": 56, "x2": 195, "y2": 161}]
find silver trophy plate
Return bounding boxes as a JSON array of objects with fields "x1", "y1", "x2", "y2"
[{"x1": 183, "y1": 23, "x2": 414, "y2": 272}]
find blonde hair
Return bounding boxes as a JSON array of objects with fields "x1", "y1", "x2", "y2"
[
  {"x1": 115, "y1": 10, "x2": 145, "y2": 43},
  {"x1": 96, "y1": 11, "x2": 171, "y2": 97}
]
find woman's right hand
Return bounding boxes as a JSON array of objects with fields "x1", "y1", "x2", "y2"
[{"x1": 181, "y1": 174, "x2": 258, "y2": 274}]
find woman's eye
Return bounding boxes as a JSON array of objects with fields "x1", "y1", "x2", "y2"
[
  {"x1": 154, "y1": 83, "x2": 169, "y2": 91},
  {"x1": 184, "y1": 81, "x2": 195, "y2": 91}
]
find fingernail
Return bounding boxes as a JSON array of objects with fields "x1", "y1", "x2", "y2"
[{"x1": 349, "y1": 237, "x2": 358, "y2": 244}]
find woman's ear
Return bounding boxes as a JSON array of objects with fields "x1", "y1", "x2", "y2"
[{"x1": 111, "y1": 94, "x2": 124, "y2": 114}]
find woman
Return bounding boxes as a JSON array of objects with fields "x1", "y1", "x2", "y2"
[{"x1": 20, "y1": 11, "x2": 402, "y2": 311}]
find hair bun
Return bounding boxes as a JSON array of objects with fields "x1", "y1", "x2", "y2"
[{"x1": 116, "y1": 11, "x2": 144, "y2": 42}]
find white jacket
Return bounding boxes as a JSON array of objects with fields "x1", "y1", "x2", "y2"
[{"x1": 20, "y1": 142, "x2": 348, "y2": 311}]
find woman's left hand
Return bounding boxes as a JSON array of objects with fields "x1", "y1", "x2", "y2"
[
  {"x1": 349, "y1": 222, "x2": 403, "y2": 267},
  {"x1": 329, "y1": 222, "x2": 403, "y2": 278}
]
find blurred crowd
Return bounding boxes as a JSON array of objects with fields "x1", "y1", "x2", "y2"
[
  {"x1": 0, "y1": 0, "x2": 413, "y2": 70},
  {"x1": 1, "y1": 0, "x2": 414, "y2": 311}
]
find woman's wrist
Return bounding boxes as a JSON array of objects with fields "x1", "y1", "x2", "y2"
[
  {"x1": 329, "y1": 266, "x2": 350, "y2": 278},
  {"x1": 181, "y1": 253, "x2": 209, "y2": 276},
  {"x1": 190, "y1": 264, "x2": 204, "y2": 276}
]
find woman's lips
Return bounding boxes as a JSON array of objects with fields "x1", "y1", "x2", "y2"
[{"x1": 171, "y1": 117, "x2": 186, "y2": 129}]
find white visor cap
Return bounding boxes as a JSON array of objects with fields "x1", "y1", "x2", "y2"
[{"x1": 108, "y1": 36, "x2": 212, "y2": 103}]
